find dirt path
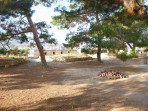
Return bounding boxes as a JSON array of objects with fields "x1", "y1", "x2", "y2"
[{"x1": 0, "y1": 55, "x2": 148, "y2": 111}]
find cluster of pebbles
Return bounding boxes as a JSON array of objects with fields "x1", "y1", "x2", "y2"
[{"x1": 98, "y1": 70, "x2": 128, "y2": 79}]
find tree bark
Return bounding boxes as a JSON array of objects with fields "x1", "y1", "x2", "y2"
[
  {"x1": 26, "y1": 14, "x2": 48, "y2": 67},
  {"x1": 97, "y1": 39, "x2": 102, "y2": 62},
  {"x1": 95, "y1": 10, "x2": 102, "y2": 62}
]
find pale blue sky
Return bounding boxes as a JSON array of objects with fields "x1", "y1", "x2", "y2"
[
  {"x1": 32, "y1": 1, "x2": 70, "y2": 44},
  {"x1": 146, "y1": 0, "x2": 148, "y2": 5},
  {"x1": 32, "y1": 1, "x2": 148, "y2": 44}
]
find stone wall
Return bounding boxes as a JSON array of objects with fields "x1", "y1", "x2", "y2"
[
  {"x1": 44, "y1": 50, "x2": 77, "y2": 56},
  {"x1": 28, "y1": 49, "x2": 77, "y2": 58}
]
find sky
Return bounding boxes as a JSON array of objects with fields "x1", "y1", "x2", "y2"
[
  {"x1": 146, "y1": 0, "x2": 148, "y2": 5},
  {"x1": 32, "y1": 0, "x2": 148, "y2": 44},
  {"x1": 32, "y1": 1, "x2": 70, "y2": 44}
]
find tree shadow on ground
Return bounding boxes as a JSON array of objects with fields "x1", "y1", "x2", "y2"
[
  {"x1": 1, "y1": 77, "x2": 148, "y2": 111},
  {"x1": 0, "y1": 60, "x2": 148, "y2": 111},
  {"x1": 0, "y1": 62, "x2": 68, "y2": 90},
  {"x1": 0, "y1": 60, "x2": 107, "y2": 91}
]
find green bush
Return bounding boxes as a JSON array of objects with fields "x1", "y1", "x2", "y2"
[
  {"x1": 7, "y1": 48, "x2": 29, "y2": 56},
  {"x1": 116, "y1": 51, "x2": 129, "y2": 62},
  {"x1": 0, "y1": 48, "x2": 7, "y2": 55},
  {"x1": 11, "y1": 48, "x2": 20, "y2": 55},
  {"x1": 81, "y1": 48, "x2": 97, "y2": 54},
  {"x1": 128, "y1": 50, "x2": 138, "y2": 58},
  {"x1": 116, "y1": 50, "x2": 138, "y2": 62},
  {"x1": 144, "y1": 47, "x2": 148, "y2": 52},
  {"x1": 0, "y1": 48, "x2": 29, "y2": 56},
  {"x1": 18, "y1": 49, "x2": 29, "y2": 56}
]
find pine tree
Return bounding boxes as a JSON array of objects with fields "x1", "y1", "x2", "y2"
[{"x1": 0, "y1": 0, "x2": 56, "y2": 67}]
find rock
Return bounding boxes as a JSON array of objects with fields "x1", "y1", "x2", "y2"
[{"x1": 98, "y1": 70, "x2": 128, "y2": 80}]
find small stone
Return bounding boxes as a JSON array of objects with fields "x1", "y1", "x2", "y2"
[{"x1": 98, "y1": 70, "x2": 128, "y2": 80}]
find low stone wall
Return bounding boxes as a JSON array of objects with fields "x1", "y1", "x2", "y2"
[
  {"x1": 65, "y1": 57, "x2": 93, "y2": 62},
  {"x1": 0, "y1": 58, "x2": 26, "y2": 68},
  {"x1": 44, "y1": 50, "x2": 77, "y2": 56},
  {"x1": 52, "y1": 57, "x2": 93, "y2": 62}
]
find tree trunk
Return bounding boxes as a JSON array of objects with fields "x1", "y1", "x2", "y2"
[
  {"x1": 97, "y1": 44, "x2": 101, "y2": 62},
  {"x1": 97, "y1": 37, "x2": 102, "y2": 62},
  {"x1": 26, "y1": 14, "x2": 48, "y2": 67},
  {"x1": 95, "y1": 10, "x2": 102, "y2": 62}
]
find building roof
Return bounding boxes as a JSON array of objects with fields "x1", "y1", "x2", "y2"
[{"x1": 43, "y1": 44, "x2": 66, "y2": 50}]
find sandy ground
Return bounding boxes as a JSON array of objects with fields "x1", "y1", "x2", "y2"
[{"x1": 0, "y1": 53, "x2": 148, "y2": 111}]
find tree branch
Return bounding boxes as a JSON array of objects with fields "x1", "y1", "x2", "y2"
[
  {"x1": 114, "y1": 35, "x2": 133, "y2": 49},
  {"x1": 0, "y1": 28, "x2": 32, "y2": 41}
]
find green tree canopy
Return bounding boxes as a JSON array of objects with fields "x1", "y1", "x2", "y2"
[
  {"x1": 0, "y1": 0, "x2": 56, "y2": 67},
  {"x1": 52, "y1": 0, "x2": 147, "y2": 62}
]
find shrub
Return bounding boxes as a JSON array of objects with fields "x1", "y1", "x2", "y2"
[
  {"x1": 0, "y1": 48, "x2": 7, "y2": 55},
  {"x1": 116, "y1": 49, "x2": 138, "y2": 62},
  {"x1": 128, "y1": 50, "x2": 138, "y2": 58},
  {"x1": 10, "y1": 48, "x2": 20, "y2": 55},
  {"x1": 116, "y1": 51, "x2": 129, "y2": 62},
  {"x1": 144, "y1": 47, "x2": 148, "y2": 52},
  {"x1": 81, "y1": 48, "x2": 97, "y2": 54},
  {"x1": 8, "y1": 48, "x2": 29, "y2": 56},
  {"x1": 19, "y1": 49, "x2": 29, "y2": 56}
]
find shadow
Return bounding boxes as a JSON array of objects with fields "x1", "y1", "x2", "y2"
[
  {"x1": 0, "y1": 62, "x2": 68, "y2": 90},
  {"x1": 0, "y1": 59, "x2": 104, "y2": 91},
  {"x1": 1, "y1": 78, "x2": 148, "y2": 111},
  {"x1": 0, "y1": 59, "x2": 148, "y2": 111},
  {"x1": 0, "y1": 59, "x2": 147, "y2": 89}
]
